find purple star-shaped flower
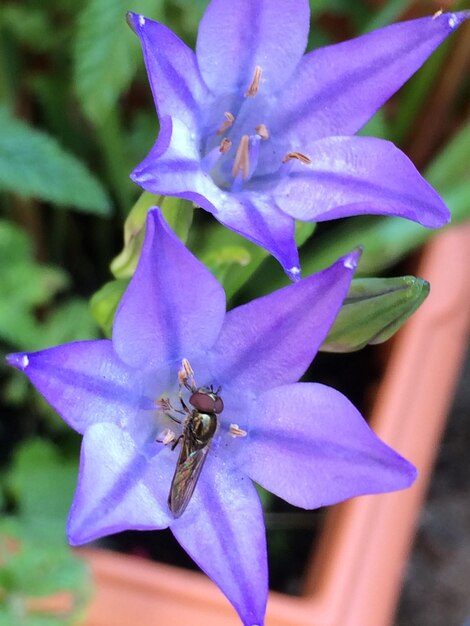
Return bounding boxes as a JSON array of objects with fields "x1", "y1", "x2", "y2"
[
  {"x1": 127, "y1": 2, "x2": 469, "y2": 279},
  {"x1": 7, "y1": 209, "x2": 416, "y2": 625}
]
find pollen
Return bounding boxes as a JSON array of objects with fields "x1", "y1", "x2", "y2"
[
  {"x1": 230, "y1": 424, "x2": 248, "y2": 438},
  {"x1": 232, "y1": 135, "x2": 250, "y2": 179},
  {"x1": 216, "y1": 111, "x2": 235, "y2": 135},
  {"x1": 255, "y1": 124, "x2": 269, "y2": 140},
  {"x1": 155, "y1": 397, "x2": 172, "y2": 412},
  {"x1": 219, "y1": 138, "x2": 232, "y2": 153},
  {"x1": 245, "y1": 66, "x2": 262, "y2": 97},
  {"x1": 179, "y1": 358, "x2": 194, "y2": 386},
  {"x1": 282, "y1": 151, "x2": 312, "y2": 165},
  {"x1": 156, "y1": 428, "x2": 176, "y2": 445}
]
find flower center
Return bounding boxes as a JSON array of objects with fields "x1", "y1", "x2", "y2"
[
  {"x1": 155, "y1": 359, "x2": 247, "y2": 446},
  {"x1": 154, "y1": 359, "x2": 246, "y2": 518},
  {"x1": 200, "y1": 66, "x2": 311, "y2": 192}
]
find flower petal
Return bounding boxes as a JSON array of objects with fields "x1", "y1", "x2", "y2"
[
  {"x1": 209, "y1": 251, "x2": 359, "y2": 393},
  {"x1": 213, "y1": 193, "x2": 300, "y2": 280},
  {"x1": 196, "y1": 0, "x2": 309, "y2": 94},
  {"x1": 242, "y1": 383, "x2": 417, "y2": 509},
  {"x1": 274, "y1": 11, "x2": 470, "y2": 140},
  {"x1": 113, "y1": 208, "x2": 226, "y2": 369},
  {"x1": 275, "y1": 136, "x2": 449, "y2": 227},
  {"x1": 67, "y1": 423, "x2": 173, "y2": 545},
  {"x1": 6, "y1": 341, "x2": 140, "y2": 434},
  {"x1": 131, "y1": 117, "x2": 220, "y2": 204},
  {"x1": 127, "y1": 12, "x2": 209, "y2": 129},
  {"x1": 171, "y1": 459, "x2": 267, "y2": 626},
  {"x1": 132, "y1": 148, "x2": 301, "y2": 280}
]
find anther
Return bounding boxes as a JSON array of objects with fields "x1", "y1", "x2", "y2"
[
  {"x1": 156, "y1": 428, "x2": 176, "y2": 445},
  {"x1": 216, "y1": 112, "x2": 235, "y2": 135},
  {"x1": 219, "y1": 138, "x2": 232, "y2": 154},
  {"x1": 179, "y1": 358, "x2": 195, "y2": 389},
  {"x1": 232, "y1": 135, "x2": 250, "y2": 179},
  {"x1": 282, "y1": 151, "x2": 312, "y2": 165},
  {"x1": 230, "y1": 424, "x2": 248, "y2": 438},
  {"x1": 156, "y1": 398, "x2": 173, "y2": 412},
  {"x1": 245, "y1": 66, "x2": 262, "y2": 97},
  {"x1": 255, "y1": 124, "x2": 269, "y2": 140}
]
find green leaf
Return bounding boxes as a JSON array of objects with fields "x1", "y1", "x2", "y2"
[
  {"x1": 193, "y1": 221, "x2": 269, "y2": 300},
  {"x1": 321, "y1": 276, "x2": 429, "y2": 352},
  {"x1": 0, "y1": 517, "x2": 91, "y2": 625},
  {"x1": 0, "y1": 107, "x2": 111, "y2": 214},
  {"x1": 73, "y1": 0, "x2": 164, "y2": 124},
  {"x1": 90, "y1": 278, "x2": 129, "y2": 337},
  {"x1": 201, "y1": 245, "x2": 251, "y2": 286},
  {"x1": 111, "y1": 193, "x2": 193, "y2": 279},
  {"x1": 425, "y1": 118, "x2": 470, "y2": 191},
  {"x1": 110, "y1": 191, "x2": 159, "y2": 278},
  {"x1": 5, "y1": 439, "x2": 78, "y2": 524},
  {"x1": 160, "y1": 195, "x2": 194, "y2": 245},
  {"x1": 0, "y1": 221, "x2": 68, "y2": 349},
  {"x1": 1, "y1": 5, "x2": 56, "y2": 52}
]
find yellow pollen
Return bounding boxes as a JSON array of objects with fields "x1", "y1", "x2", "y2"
[
  {"x1": 255, "y1": 124, "x2": 269, "y2": 140},
  {"x1": 216, "y1": 111, "x2": 235, "y2": 135},
  {"x1": 245, "y1": 66, "x2": 262, "y2": 97},
  {"x1": 282, "y1": 151, "x2": 312, "y2": 165},
  {"x1": 232, "y1": 135, "x2": 250, "y2": 179},
  {"x1": 219, "y1": 138, "x2": 232, "y2": 153}
]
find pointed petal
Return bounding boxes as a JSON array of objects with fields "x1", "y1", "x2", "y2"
[
  {"x1": 6, "y1": 341, "x2": 140, "y2": 434},
  {"x1": 131, "y1": 116, "x2": 219, "y2": 204},
  {"x1": 68, "y1": 423, "x2": 173, "y2": 545},
  {"x1": 274, "y1": 11, "x2": 470, "y2": 140},
  {"x1": 275, "y1": 136, "x2": 449, "y2": 227},
  {"x1": 127, "y1": 12, "x2": 209, "y2": 129},
  {"x1": 113, "y1": 209, "x2": 226, "y2": 369},
  {"x1": 214, "y1": 193, "x2": 300, "y2": 279},
  {"x1": 209, "y1": 251, "x2": 359, "y2": 393},
  {"x1": 243, "y1": 383, "x2": 417, "y2": 509},
  {"x1": 171, "y1": 461, "x2": 267, "y2": 626},
  {"x1": 196, "y1": 0, "x2": 309, "y2": 94}
]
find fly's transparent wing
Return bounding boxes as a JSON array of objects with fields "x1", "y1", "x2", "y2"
[{"x1": 169, "y1": 442, "x2": 211, "y2": 518}]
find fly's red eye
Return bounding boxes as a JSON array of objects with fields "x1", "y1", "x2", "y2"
[
  {"x1": 190, "y1": 390, "x2": 224, "y2": 414},
  {"x1": 213, "y1": 396, "x2": 224, "y2": 414}
]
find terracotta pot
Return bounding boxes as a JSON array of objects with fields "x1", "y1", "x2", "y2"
[{"x1": 80, "y1": 223, "x2": 470, "y2": 626}]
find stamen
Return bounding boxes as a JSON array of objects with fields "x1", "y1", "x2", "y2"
[
  {"x1": 156, "y1": 398, "x2": 173, "y2": 412},
  {"x1": 156, "y1": 428, "x2": 176, "y2": 445},
  {"x1": 201, "y1": 139, "x2": 232, "y2": 172},
  {"x1": 282, "y1": 151, "x2": 312, "y2": 165},
  {"x1": 232, "y1": 135, "x2": 250, "y2": 180},
  {"x1": 230, "y1": 424, "x2": 248, "y2": 438},
  {"x1": 179, "y1": 358, "x2": 196, "y2": 390},
  {"x1": 245, "y1": 66, "x2": 262, "y2": 97},
  {"x1": 216, "y1": 111, "x2": 235, "y2": 135},
  {"x1": 219, "y1": 138, "x2": 232, "y2": 154},
  {"x1": 255, "y1": 124, "x2": 269, "y2": 140}
]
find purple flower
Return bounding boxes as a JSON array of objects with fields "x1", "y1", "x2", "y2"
[
  {"x1": 7, "y1": 209, "x2": 416, "y2": 625},
  {"x1": 127, "y1": 2, "x2": 469, "y2": 279}
]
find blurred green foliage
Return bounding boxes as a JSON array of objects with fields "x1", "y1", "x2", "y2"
[{"x1": 0, "y1": 0, "x2": 469, "y2": 612}]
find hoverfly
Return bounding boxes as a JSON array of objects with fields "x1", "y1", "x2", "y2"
[{"x1": 164, "y1": 360, "x2": 224, "y2": 518}]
